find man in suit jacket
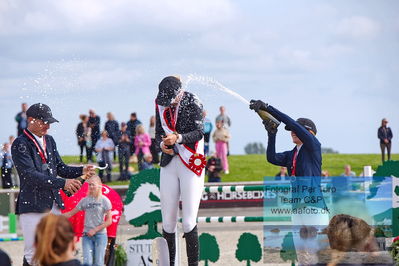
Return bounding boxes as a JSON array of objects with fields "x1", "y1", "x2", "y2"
[
  {"x1": 250, "y1": 100, "x2": 328, "y2": 265},
  {"x1": 378, "y1": 118, "x2": 393, "y2": 163},
  {"x1": 11, "y1": 103, "x2": 95, "y2": 266},
  {"x1": 155, "y1": 76, "x2": 204, "y2": 266}
]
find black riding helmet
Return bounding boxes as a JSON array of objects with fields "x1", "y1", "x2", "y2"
[
  {"x1": 285, "y1": 118, "x2": 317, "y2": 135},
  {"x1": 156, "y1": 76, "x2": 182, "y2": 107}
]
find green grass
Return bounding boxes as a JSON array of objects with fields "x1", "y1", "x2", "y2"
[{"x1": 62, "y1": 153, "x2": 398, "y2": 184}]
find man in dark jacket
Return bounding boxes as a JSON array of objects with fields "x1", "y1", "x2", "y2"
[
  {"x1": 126, "y1": 112, "x2": 142, "y2": 155},
  {"x1": 11, "y1": 103, "x2": 95, "y2": 266},
  {"x1": 88, "y1": 109, "x2": 101, "y2": 162},
  {"x1": 15, "y1": 103, "x2": 28, "y2": 136},
  {"x1": 105, "y1": 112, "x2": 120, "y2": 160},
  {"x1": 378, "y1": 118, "x2": 393, "y2": 163},
  {"x1": 155, "y1": 76, "x2": 205, "y2": 266},
  {"x1": 250, "y1": 100, "x2": 328, "y2": 265}
]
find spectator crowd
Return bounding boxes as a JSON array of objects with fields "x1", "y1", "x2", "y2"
[
  {"x1": 1, "y1": 102, "x2": 396, "y2": 188},
  {"x1": 72, "y1": 105, "x2": 233, "y2": 183}
]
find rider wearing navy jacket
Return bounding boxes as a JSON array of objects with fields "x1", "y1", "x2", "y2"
[
  {"x1": 250, "y1": 99, "x2": 328, "y2": 265},
  {"x1": 249, "y1": 100, "x2": 322, "y2": 175},
  {"x1": 11, "y1": 103, "x2": 95, "y2": 266},
  {"x1": 263, "y1": 106, "x2": 321, "y2": 177},
  {"x1": 249, "y1": 100, "x2": 325, "y2": 208}
]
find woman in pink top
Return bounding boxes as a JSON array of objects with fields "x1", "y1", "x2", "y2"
[{"x1": 134, "y1": 124, "x2": 152, "y2": 160}]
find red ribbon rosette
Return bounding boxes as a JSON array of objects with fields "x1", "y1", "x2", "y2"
[{"x1": 188, "y1": 153, "x2": 206, "y2": 175}]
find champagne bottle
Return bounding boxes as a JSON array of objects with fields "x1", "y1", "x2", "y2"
[
  {"x1": 63, "y1": 173, "x2": 89, "y2": 197},
  {"x1": 256, "y1": 110, "x2": 281, "y2": 129}
]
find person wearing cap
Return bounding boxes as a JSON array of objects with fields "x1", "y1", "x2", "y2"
[
  {"x1": 11, "y1": 103, "x2": 95, "y2": 266},
  {"x1": 155, "y1": 76, "x2": 205, "y2": 266},
  {"x1": 378, "y1": 118, "x2": 393, "y2": 163},
  {"x1": 250, "y1": 100, "x2": 328, "y2": 265}
]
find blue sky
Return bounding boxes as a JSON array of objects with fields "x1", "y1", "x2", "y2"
[{"x1": 0, "y1": 0, "x2": 398, "y2": 155}]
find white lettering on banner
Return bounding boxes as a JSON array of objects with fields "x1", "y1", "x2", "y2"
[{"x1": 201, "y1": 191, "x2": 270, "y2": 201}]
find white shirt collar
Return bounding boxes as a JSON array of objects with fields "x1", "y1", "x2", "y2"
[
  {"x1": 296, "y1": 144, "x2": 303, "y2": 152},
  {"x1": 28, "y1": 130, "x2": 44, "y2": 148}
]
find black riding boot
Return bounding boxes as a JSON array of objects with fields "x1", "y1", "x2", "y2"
[
  {"x1": 184, "y1": 225, "x2": 199, "y2": 266},
  {"x1": 23, "y1": 256, "x2": 31, "y2": 266},
  {"x1": 162, "y1": 229, "x2": 176, "y2": 266}
]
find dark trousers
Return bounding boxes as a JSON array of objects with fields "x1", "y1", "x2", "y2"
[
  {"x1": 1, "y1": 167, "x2": 13, "y2": 188},
  {"x1": 204, "y1": 133, "x2": 211, "y2": 156},
  {"x1": 380, "y1": 142, "x2": 392, "y2": 162},
  {"x1": 98, "y1": 158, "x2": 112, "y2": 183},
  {"x1": 79, "y1": 144, "x2": 88, "y2": 162},
  {"x1": 87, "y1": 136, "x2": 99, "y2": 162},
  {"x1": 150, "y1": 138, "x2": 159, "y2": 164},
  {"x1": 105, "y1": 237, "x2": 116, "y2": 266},
  {"x1": 118, "y1": 148, "x2": 130, "y2": 180}
]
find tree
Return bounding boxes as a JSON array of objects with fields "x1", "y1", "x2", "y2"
[
  {"x1": 199, "y1": 233, "x2": 220, "y2": 266},
  {"x1": 124, "y1": 168, "x2": 162, "y2": 240},
  {"x1": 244, "y1": 142, "x2": 266, "y2": 155},
  {"x1": 280, "y1": 232, "x2": 297, "y2": 266},
  {"x1": 235, "y1": 233, "x2": 262, "y2": 266},
  {"x1": 321, "y1": 147, "x2": 339, "y2": 154}
]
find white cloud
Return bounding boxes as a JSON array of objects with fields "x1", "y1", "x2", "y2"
[
  {"x1": 276, "y1": 47, "x2": 324, "y2": 71},
  {"x1": 319, "y1": 44, "x2": 353, "y2": 58},
  {"x1": 335, "y1": 16, "x2": 380, "y2": 39},
  {"x1": 0, "y1": 0, "x2": 237, "y2": 34}
]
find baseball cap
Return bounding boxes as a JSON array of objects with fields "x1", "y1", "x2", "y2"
[
  {"x1": 285, "y1": 118, "x2": 317, "y2": 135},
  {"x1": 156, "y1": 76, "x2": 182, "y2": 107},
  {"x1": 26, "y1": 103, "x2": 59, "y2": 124}
]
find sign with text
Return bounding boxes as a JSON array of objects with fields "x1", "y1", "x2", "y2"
[
  {"x1": 263, "y1": 176, "x2": 393, "y2": 265},
  {"x1": 127, "y1": 239, "x2": 154, "y2": 266}
]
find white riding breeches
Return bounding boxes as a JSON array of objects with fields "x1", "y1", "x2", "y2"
[
  {"x1": 160, "y1": 156, "x2": 204, "y2": 233},
  {"x1": 19, "y1": 203, "x2": 61, "y2": 265}
]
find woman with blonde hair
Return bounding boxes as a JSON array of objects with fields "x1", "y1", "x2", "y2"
[
  {"x1": 34, "y1": 214, "x2": 80, "y2": 266},
  {"x1": 64, "y1": 176, "x2": 112, "y2": 266}
]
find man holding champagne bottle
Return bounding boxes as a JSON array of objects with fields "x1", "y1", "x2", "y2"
[{"x1": 11, "y1": 103, "x2": 95, "y2": 266}]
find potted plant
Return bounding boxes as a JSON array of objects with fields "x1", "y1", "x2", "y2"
[{"x1": 115, "y1": 244, "x2": 127, "y2": 266}]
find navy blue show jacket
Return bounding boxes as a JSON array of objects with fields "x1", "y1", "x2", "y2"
[{"x1": 11, "y1": 133, "x2": 83, "y2": 214}]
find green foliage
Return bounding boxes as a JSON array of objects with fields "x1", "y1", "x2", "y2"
[
  {"x1": 115, "y1": 244, "x2": 127, "y2": 266},
  {"x1": 244, "y1": 142, "x2": 266, "y2": 155},
  {"x1": 199, "y1": 233, "x2": 220, "y2": 266},
  {"x1": 321, "y1": 147, "x2": 339, "y2": 154},
  {"x1": 235, "y1": 233, "x2": 262, "y2": 265},
  {"x1": 390, "y1": 239, "x2": 399, "y2": 263}
]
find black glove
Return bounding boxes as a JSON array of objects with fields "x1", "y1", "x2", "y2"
[
  {"x1": 263, "y1": 119, "x2": 278, "y2": 135},
  {"x1": 249, "y1": 99, "x2": 268, "y2": 112}
]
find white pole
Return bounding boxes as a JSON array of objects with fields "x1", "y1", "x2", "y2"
[
  {"x1": 363, "y1": 165, "x2": 373, "y2": 194},
  {"x1": 363, "y1": 166, "x2": 373, "y2": 177}
]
